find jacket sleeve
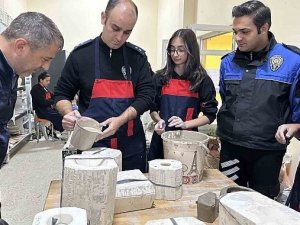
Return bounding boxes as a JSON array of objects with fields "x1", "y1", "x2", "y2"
[
  {"x1": 198, "y1": 75, "x2": 218, "y2": 123},
  {"x1": 149, "y1": 73, "x2": 163, "y2": 113},
  {"x1": 291, "y1": 67, "x2": 300, "y2": 122},
  {"x1": 219, "y1": 60, "x2": 226, "y2": 102},
  {"x1": 131, "y1": 58, "x2": 155, "y2": 115},
  {"x1": 30, "y1": 85, "x2": 53, "y2": 107}
]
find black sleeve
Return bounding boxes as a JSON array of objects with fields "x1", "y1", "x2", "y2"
[
  {"x1": 131, "y1": 58, "x2": 155, "y2": 115},
  {"x1": 198, "y1": 75, "x2": 218, "y2": 123},
  {"x1": 150, "y1": 73, "x2": 163, "y2": 113},
  {"x1": 30, "y1": 85, "x2": 53, "y2": 107}
]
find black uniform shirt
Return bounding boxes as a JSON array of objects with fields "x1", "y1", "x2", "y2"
[{"x1": 54, "y1": 36, "x2": 154, "y2": 115}]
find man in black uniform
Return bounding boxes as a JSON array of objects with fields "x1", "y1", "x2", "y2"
[
  {"x1": 54, "y1": 0, "x2": 154, "y2": 171},
  {"x1": 0, "y1": 12, "x2": 63, "y2": 166}
]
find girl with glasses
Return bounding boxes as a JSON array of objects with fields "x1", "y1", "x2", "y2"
[{"x1": 148, "y1": 28, "x2": 218, "y2": 160}]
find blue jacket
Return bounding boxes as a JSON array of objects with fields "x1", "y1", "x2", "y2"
[
  {"x1": 0, "y1": 50, "x2": 18, "y2": 162},
  {"x1": 217, "y1": 33, "x2": 300, "y2": 150}
]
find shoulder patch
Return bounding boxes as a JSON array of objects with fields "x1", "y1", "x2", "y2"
[
  {"x1": 282, "y1": 43, "x2": 300, "y2": 55},
  {"x1": 126, "y1": 42, "x2": 146, "y2": 56},
  {"x1": 221, "y1": 50, "x2": 236, "y2": 59},
  {"x1": 73, "y1": 39, "x2": 93, "y2": 51}
]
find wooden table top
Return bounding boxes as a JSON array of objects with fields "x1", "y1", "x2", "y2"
[{"x1": 44, "y1": 169, "x2": 236, "y2": 225}]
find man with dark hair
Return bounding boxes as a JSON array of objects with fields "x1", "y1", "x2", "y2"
[
  {"x1": 217, "y1": 0, "x2": 300, "y2": 199},
  {"x1": 54, "y1": 0, "x2": 154, "y2": 172},
  {"x1": 30, "y1": 72, "x2": 64, "y2": 133},
  {"x1": 0, "y1": 12, "x2": 63, "y2": 166}
]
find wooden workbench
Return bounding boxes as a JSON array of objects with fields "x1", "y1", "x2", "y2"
[{"x1": 44, "y1": 169, "x2": 235, "y2": 225}]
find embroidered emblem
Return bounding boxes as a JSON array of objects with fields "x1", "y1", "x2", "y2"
[
  {"x1": 121, "y1": 66, "x2": 132, "y2": 79},
  {"x1": 270, "y1": 55, "x2": 283, "y2": 71}
]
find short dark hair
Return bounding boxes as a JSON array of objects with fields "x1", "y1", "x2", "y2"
[
  {"x1": 2, "y1": 12, "x2": 64, "y2": 50},
  {"x1": 38, "y1": 72, "x2": 50, "y2": 82},
  {"x1": 105, "y1": 0, "x2": 138, "y2": 17},
  {"x1": 232, "y1": 0, "x2": 271, "y2": 32}
]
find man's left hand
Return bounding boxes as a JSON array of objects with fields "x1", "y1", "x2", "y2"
[{"x1": 97, "y1": 117, "x2": 123, "y2": 140}]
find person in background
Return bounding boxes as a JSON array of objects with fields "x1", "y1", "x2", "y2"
[
  {"x1": 276, "y1": 124, "x2": 300, "y2": 212},
  {"x1": 148, "y1": 28, "x2": 218, "y2": 160},
  {"x1": 30, "y1": 72, "x2": 64, "y2": 134},
  {"x1": 0, "y1": 12, "x2": 63, "y2": 166},
  {"x1": 217, "y1": 0, "x2": 300, "y2": 199},
  {"x1": 54, "y1": 0, "x2": 154, "y2": 172}
]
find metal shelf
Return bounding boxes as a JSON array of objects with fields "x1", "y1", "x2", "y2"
[
  {"x1": 6, "y1": 77, "x2": 32, "y2": 163},
  {"x1": 7, "y1": 133, "x2": 31, "y2": 160},
  {"x1": 14, "y1": 110, "x2": 28, "y2": 120},
  {"x1": 17, "y1": 86, "x2": 25, "y2": 91}
]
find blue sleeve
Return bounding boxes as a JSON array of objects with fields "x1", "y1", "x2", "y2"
[
  {"x1": 290, "y1": 67, "x2": 300, "y2": 122},
  {"x1": 219, "y1": 60, "x2": 226, "y2": 101}
]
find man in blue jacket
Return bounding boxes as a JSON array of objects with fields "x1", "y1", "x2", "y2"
[
  {"x1": 217, "y1": 0, "x2": 300, "y2": 199},
  {"x1": 0, "y1": 12, "x2": 64, "y2": 166}
]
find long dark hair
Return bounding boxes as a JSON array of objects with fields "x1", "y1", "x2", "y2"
[{"x1": 158, "y1": 28, "x2": 208, "y2": 91}]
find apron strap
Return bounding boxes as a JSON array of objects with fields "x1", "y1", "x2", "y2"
[
  {"x1": 122, "y1": 45, "x2": 132, "y2": 81},
  {"x1": 94, "y1": 36, "x2": 101, "y2": 79}
]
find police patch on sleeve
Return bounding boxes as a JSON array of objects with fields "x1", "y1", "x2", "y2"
[
  {"x1": 73, "y1": 39, "x2": 93, "y2": 51},
  {"x1": 126, "y1": 42, "x2": 146, "y2": 56},
  {"x1": 270, "y1": 55, "x2": 283, "y2": 71}
]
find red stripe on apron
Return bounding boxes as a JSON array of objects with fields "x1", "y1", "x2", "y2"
[
  {"x1": 185, "y1": 107, "x2": 194, "y2": 121},
  {"x1": 162, "y1": 79, "x2": 199, "y2": 98},
  {"x1": 91, "y1": 79, "x2": 134, "y2": 98},
  {"x1": 127, "y1": 120, "x2": 134, "y2": 136},
  {"x1": 110, "y1": 138, "x2": 118, "y2": 149}
]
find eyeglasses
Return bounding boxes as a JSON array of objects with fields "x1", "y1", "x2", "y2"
[{"x1": 167, "y1": 47, "x2": 187, "y2": 55}]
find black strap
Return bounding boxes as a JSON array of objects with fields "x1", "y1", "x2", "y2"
[{"x1": 170, "y1": 218, "x2": 178, "y2": 225}]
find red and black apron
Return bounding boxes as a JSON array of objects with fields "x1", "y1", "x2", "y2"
[
  {"x1": 149, "y1": 79, "x2": 200, "y2": 160},
  {"x1": 82, "y1": 37, "x2": 146, "y2": 171}
]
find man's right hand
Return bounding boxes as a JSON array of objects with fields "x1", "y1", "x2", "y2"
[
  {"x1": 275, "y1": 124, "x2": 300, "y2": 144},
  {"x1": 62, "y1": 110, "x2": 81, "y2": 131},
  {"x1": 154, "y1": 119, "x2": 166, "y2": 135}
]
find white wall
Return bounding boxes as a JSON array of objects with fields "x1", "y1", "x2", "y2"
[
  {"x1": 197, "y1": 0, "x2": 300, "y2": 46},
  {"x1": 3, "y1": 0, "x2": 300, "y2": 72},
  {"x1": 26, "y1": 0, "x2": 159, "y2": 69},
  {"x1": 156, "y1": 0, "x2": 183, "y2": 70},
  {"x1": 3, "y1": 0, "x2": 27, "y2": 18}
]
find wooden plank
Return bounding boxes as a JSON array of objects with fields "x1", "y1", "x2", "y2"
[
  {"x1": 44, "y1": 180, "x2": 61, "y2": 210},
  {"x1": 44, "y1": 169, "x2": 236, "y2": 225}
]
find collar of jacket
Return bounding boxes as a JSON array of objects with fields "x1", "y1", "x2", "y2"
[{"x1": 233, "y1": 31, "x2": 277, "y2": 67}]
